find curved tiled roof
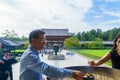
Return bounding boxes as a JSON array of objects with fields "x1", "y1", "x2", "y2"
[
  {"x1": 42, "y1": 29, "x2": 70, "y2": 36},
  {"x1": 0, "y1": 38, "x2": 20, "y2": 46}
]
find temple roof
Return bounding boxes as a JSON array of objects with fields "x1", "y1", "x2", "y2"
[
  {"x1": 41, "y1": 29, "x2": 71, "y2": 36},
  {"x1": 0, "y1": 38, "x2": 20, "y2": 46}
]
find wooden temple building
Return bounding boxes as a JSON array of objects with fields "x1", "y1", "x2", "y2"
[{"x1": 42, "y1": 29, "x2": 71, "y2": 49}]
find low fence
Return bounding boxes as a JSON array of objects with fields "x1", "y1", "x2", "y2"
[{"x1": 49, "y1": 66, "x2": 120, "y2": 80}]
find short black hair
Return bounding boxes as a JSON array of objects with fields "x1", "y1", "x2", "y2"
[
  {"x1": 3, "y1": 50, "x2": 10, "y2": 53},
  {"x1": 29, "y1": 29, "x2": 45, "y2": 43}
]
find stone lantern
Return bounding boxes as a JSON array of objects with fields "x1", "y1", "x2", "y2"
[
  {"x1": 53, "y1": 43, "x2": 59, "y2": 55},
  {"x1": 48, "y1": 43, "x2": 65, "y2": 60}
]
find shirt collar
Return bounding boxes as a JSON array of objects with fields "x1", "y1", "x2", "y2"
[
  {"x1": 28, "y1": 45, "x2": 39, "y2": 55},
  {"x1": 3, "y1": 56, "x2": 9, "y2": 60}
]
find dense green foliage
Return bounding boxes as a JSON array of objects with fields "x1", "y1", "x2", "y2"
[
  {"x1": 84, "y1": 38, "x2": 104, "y2": 49},
  {"x1": 23, "y1": 40, "x2": 29, "y2": 49},
  {"x1": 64, "y1": 37, "x2": 80, "y2": 49},
  {"x1": 64, "y1": 37, "x2": 104, "y2": 49},
  {"x1": 76, "y1": 28, "x2": 120, "y2": 41},
  {"x1": 2, "y1": 29, "x2": 28, "y2": 41},
  {"x1": 2, "y1": 27, "x2": 120, "y2": 42}
]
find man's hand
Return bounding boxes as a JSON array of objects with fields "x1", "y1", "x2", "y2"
[
  {"x1": 0, "y1": 60, "x2": 4, "y2": 64},
  {"x1": 73, "y1": 70, "x2": 83, "y2": 80}
]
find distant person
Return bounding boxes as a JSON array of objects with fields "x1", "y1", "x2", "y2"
[
  {"x1": 19, "y1": 29, "x2": 83, "y2": 80},
  {"x1": 59, "y1": 47, "x2": 62, "y2": 53},
  {"x1": 88, "y1": 34, "x2": 120, "y2": 70},
  {"x1": 1, "y1": 50, "x2": 17, "y2": 80}
]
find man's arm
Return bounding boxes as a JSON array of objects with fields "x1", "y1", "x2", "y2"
[{"x1": 26, "y1": 53, "x2": 83, "y2": 80}]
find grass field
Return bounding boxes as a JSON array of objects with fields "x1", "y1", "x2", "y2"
[
  {"x1": 77, "y1": 49, "x2": 111, "y2": 57},
  {"x1": 72, "y1": 49, "x2": 112, "y2": 66},
  {"x1": 11, "y1": 49, "x2": 25, "y2": 53}
]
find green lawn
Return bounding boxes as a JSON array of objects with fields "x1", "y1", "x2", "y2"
[
  {"x1": 72, "y1": 49, "x2": 111, "y2": 66},
  {"x1": 77, "y1": 49, "x2": 110, "y2": 57},
  {"x1": 11, "y1": 49, "x2": 25, "y2": 53}
]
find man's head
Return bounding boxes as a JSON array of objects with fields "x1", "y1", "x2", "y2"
[
  {"x1": 29, "y1": 29, "x2": 46, "y2": 50},
  {"x1": 3, "y1": 50, "x2": 10, "y2": 57}
]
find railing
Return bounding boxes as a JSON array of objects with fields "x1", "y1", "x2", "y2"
[{"x1": 49, "y1": 66, "x2": 120, "y2": 80}]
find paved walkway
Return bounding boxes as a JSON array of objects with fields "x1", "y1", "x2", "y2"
[
  {"x1": 13, "y1": 63, "x2": 20, "y2": 80},
  {"x1": 40, "y1": 50, "x2": 89, "y2": 67},
  {"x1": 12, "y1": 50, "x2": 110, "y2": 80}
]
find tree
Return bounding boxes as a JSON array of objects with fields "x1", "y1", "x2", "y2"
[
  {"x1": 81, "y1": 31, "x2": 87, "y2": 41},
  {"x1": 96, "y1": 29, "x2": 102, "y2": 39},
  {"x1": 2, "y1": 30, "x2": 10, "y2": 38},
  {"x1": 88, "y1": 29, "x2": 96, "y2": 41},
  {"x1": 88, "y1": 38, "x2": 104, "y2": 49},
  {"x1": 64, "y1": 37, "x2": 80, "y2": 49},
  {"x1": 108, "y1": 30, "x2": 114, "y2": 41},
  {"x1": 23, "y1": 40, "x2": 29, "y2": 49},
  {"x1": 102, "y1": 31, "x2": 109, "y2": 41},
  {"x1": 2, "y1": 29, "x2": 28, "y2": 41},
  {"x1": 76, "y1": 32, "x2": 81, "y2": 41},
  {"x1": 2, "y1": 29, "x2": 19, "y2": 40},
  {"x1": 21, "y1": 35, "x2": 28, "y2": 41}
]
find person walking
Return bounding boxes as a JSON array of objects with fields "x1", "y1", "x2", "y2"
[
  {"x1": 88, "y1": 34, "x2": 120, "y2": 70},
  {"x1": 19, "y1": 29, "x2": 83, "y2": 80}
]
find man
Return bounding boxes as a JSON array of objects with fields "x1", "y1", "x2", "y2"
[
  {"x1": 19, "y1": 29, "x2": 83, "y2": 80},
  {"x1": 1, "y1": 50, "x2": 17, "y2": 80}
]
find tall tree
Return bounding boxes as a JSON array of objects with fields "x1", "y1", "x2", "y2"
[
  {"x1": 88, "y1": 29, "x2": 96, "y2": 41},
  {"x1": 81, "y1": 31, "x2": 87, "y2": 41},
  {"x1": 108, "y1": 30, "x2": 114, "y2": 41},
  {"x1": 2, "y1": 30, "x2": 19, "y2": 38},
  {"x1": 2, "y1": 29, "x2": 20, "y2": 41},
  {"x1": 76, "y1": 32, "x2": 81, "y2": 41},
  {"x1": 96, "y1": 29, "x2": 102, "y2": 38}
]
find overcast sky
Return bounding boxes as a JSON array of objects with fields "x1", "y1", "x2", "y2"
[{"x1": 0, "y1": 0, "x2": 120, "y2": 37}]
